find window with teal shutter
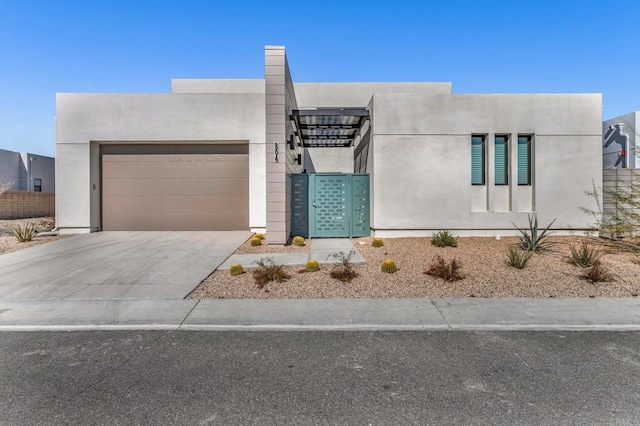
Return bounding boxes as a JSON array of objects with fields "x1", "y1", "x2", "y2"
[
  {"x1": 518, "y1": 135, "x2": 531, "y2": 185},
  {"x1": 494, "y1": 135, "x2": 508, "y2": 185},
  {"x1": 471, "y1": 135, "x2": 485, "y2": 185}
]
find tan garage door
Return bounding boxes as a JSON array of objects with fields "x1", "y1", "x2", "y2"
[{"x1": 102, "y1": 153, "x2": 249, "y2": 231}]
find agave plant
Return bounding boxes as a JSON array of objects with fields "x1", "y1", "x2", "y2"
[
  {"x1": 11, "y1": 222, "x2": 38, "y2": 242},
  {"x1": 513, "y1": 214, "x2": 556, "y2": 252}
]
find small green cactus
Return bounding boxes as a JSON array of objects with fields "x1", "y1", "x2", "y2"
[
  {"x1": 254, "y1": 233, "x2": 265, "y2": 240},
  {"x1": 292, "y1": 236, "x2": 305, "y2": 246},
  {"x1": 229, "y1": 264, "x2": 245, "y2": 276},
  {"x1": 305, "y1": 260, "x2": 320, "y2": 272},
  {"x1": 372, "y1": 237, "x2": 384, "y2": 248},
  {"x1": 250, "y1": 237, "x2": 262, "y2": 247},
  {"x1": 381, "y1": 259, "x2": 398, "y2": 273}
]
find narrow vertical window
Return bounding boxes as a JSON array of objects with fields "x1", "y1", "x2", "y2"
[
  {"x1": 517, "y1": 135, "x2": 531, "y2": 185},
  {"x1": 494, "y1": 135, "x2": 508, "y2": 185},
  {"x1": 34, "y1": 178, "x2": 42, "y2": 192},
  {"x1": 471, "y1": 135, "x2": 485, "y2": 185}
]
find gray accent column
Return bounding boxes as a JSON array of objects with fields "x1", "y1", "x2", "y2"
[{"x1": 265, "y1": 46, "x2": 288, "y2": 245}]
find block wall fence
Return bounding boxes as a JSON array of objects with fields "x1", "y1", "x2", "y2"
[{"x1": 0, "y1": 191, "x2": 55, "y2": 219}]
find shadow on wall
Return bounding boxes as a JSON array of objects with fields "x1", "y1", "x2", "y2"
[
  {"x1": 603, "y1": 124, "x2": 630, "y2": 168},
  {"x1": 303, "y1": 150, "x2": 316, "y2": 173}
]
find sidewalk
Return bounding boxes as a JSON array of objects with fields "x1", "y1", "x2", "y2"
[{"x1": 0, "y1": 297, "x2": 638, "y2": 331}]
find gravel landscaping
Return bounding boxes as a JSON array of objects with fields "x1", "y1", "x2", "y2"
[
  {"x1": 189, "y1": 235, "x2": 640, "y2": 299},
  {"x1": 0, "y1": 217, "x2": 69, "y2": 255}
]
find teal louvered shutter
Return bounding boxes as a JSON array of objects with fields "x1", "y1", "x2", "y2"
[
  {"x1": 517, "y1": 136, "x2": 531, "y2": 185},
  {"x1": 494, "y1": 136, "x2": 508, "y2": 185},
  {"x1": 471, "y1": 136, "x2": 485, "y2": 185}
]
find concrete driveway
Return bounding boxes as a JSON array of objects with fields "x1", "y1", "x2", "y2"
[{"x1": 0, "y1": 231, "x2": 251, "y2": 301}]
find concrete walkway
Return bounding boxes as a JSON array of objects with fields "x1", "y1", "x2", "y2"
[
  {"x1": 218, "y1": 238, "x2": 365, "y2": 270},
  {"x1": 0, "y1": 231, "x2": 251, "y2": 301},
  {"x1": 0, "y1": 298, "x2": 638, "y2": 331}
]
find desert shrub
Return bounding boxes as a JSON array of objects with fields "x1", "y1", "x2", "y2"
[
  {"x1": 39, "y1": 216, "x2": 55, "y2": 232},
  {"x1": 425, "y1": 256, "x2": 464, "y2": 282},
  {"x1": 431, "y1": 230, "x2": 457, "y2": 248},
  {"x1": 513, "y1": 214, "x2": 556, "y2": 252},
  {"x1": 328, "y1": 250, "x2": 358, "y2": 283},
  {"x1": 372, "y1": 237, "x2": 384, "y2": 248},
  {"x1": 305, "y1": 260, "x2": 320, "y2": 272},
  {"x1": 12, "y1": 222, "x2": 37, "y2": 242},
  {"x1": 381, "y1": 259, "x2": 398, "y2": 273},
  {"x1": 252, "y1": 258, "x2": 291, "y2": 288},
  {"x1": 254, "y1": 233, "x2": 265, "y2": 240},
  {"x1": 569, "y1": 243, "x2": 601, "y2": 268},
  {"x1": 229, "y1": 264, "x2": 245, "y2": 276},
  {"x1": 250, "y1": 237, "x2": 262, "y2": 247},
  {"x1": 582, "y1": 261, "x2": 614, "y2": 283},
  {"x1": 292, "y1": 236, "x2": 305, "y2": 246},
  {"x1": 506, "y1": 247, "x2": 533, "y2": 269}
]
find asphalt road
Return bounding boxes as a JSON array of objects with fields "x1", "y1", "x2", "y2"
[{"x1": 1, "y1": 331, "x2": 639, "y2": 425}]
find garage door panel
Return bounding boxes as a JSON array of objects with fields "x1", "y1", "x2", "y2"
[
  {"x1": 102, "y1": 154, "x2": 248, "y2": 162},
  {"x1": 102, "y1": 178, "x2": 250, "y2": 197},
  {"x1": 102, "y1": 152, "x2": 249, "y2": 231},
  {"x1": 103, "y1": 213, "x2": 249, "y2": 231},
  {"x1": 102, "y1": 159, "x2": 249, "y2": 180},
  {"x1": 102, "y1": 196, "x2": 248, "y2": 214}
]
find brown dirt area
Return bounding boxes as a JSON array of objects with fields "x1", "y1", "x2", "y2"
[
  {"x1": 189, "y1": 236, "x2": 640, "y2": 299},
  {"x1": 0, "y1": 217, "x2": 70, "y2": 255}
]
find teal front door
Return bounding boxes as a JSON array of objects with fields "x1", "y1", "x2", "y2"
[{"x1": 310, "y1": 174, "x2": 351, "y2": 237}]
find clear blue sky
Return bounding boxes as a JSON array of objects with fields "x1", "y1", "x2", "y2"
[{"x1": 1, "y1": 0, "x2": 639, "y2": 157}]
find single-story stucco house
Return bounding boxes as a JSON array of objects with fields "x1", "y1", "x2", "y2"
[
  {"x1": 0, "y1": 148, "x2": 55, "y2": 193},
  {"x1": 55, "y1": 46, "x2": 602, "y2": 244}
]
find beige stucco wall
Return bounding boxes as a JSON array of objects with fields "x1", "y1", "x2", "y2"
[
  {"x1": 369, "y1": 93, "x2": 603, "y2": 236},
  {"x1": 56, "y1": 89, "x2": 266, "y2": 233}
]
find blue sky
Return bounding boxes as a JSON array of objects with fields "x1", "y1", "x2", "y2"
[{"x1": 1, "y1": 0, "x2": 639, "y2": 157}]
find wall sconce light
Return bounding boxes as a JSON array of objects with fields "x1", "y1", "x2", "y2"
[
  {"x1": 296, "y1": 153, "x2": 302, "y2": 165},
  {"x1": 288, "y1": 135, "x2": 295, "y2": 150}
]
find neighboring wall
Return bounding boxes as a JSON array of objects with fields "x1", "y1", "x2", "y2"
[
  {"x1": 0, "y1": 149, "x2": 23, "y2": 190},
  {"x1": 56, "y1": 85, "x2": 266, "y2": 233},
  {"x1": 0, "y1": 191, "x2": 55, "y2": 219},
  {"x1": 370, "y1": 93, "x2": 602, "y2": 235},
  {"x1": 602, "y1": 168, "x2": 640, "y2": 236},
  {"x1": 603, "y1": 111, "x2": 638, "y2": 169}
]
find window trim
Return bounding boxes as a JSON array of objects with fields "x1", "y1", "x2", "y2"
[{"x1": 471, "y1": 135, "x2": 486, "y2": 186}]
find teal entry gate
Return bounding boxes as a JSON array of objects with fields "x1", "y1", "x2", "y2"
[{"x1": 291, "y1": 173, "x2": 370, "y2": 238}]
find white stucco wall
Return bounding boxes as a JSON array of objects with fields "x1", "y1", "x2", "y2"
[
  {"x1": 56, "y1": 89, "x2": 266, "y2": 233},
  {"x1": 294, "y1": 82, "x2": 452, "y2": 108},
  {"x1": 0, "y1": 149, "x2": 23, "y2": 190},
  {"x1": 370, "y1": 93, "x2": 603, "y2": 236}
]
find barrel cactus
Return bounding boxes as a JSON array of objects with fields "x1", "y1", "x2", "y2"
[
  {"x1": 372, "y1": 237, "x2": 384, "y2": 248},
  {"x1": 381, "y1": 259, "x2": 398, "y2": 273},
  {"x1": 292, "y1": 236, "x2": 305, "y2": 246},
  {"x1": 229, "y1": 263, "x2": 245, "y2": 276},
  {"x1": 305, "y1": 260, "x2": 320, "y2": 272},
  {"x1": 250, "y1": 237, "x2": 262, "y2": 247},
  {"x1": 254, "y1": 233, "x2": 265, "y2": 240}
]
